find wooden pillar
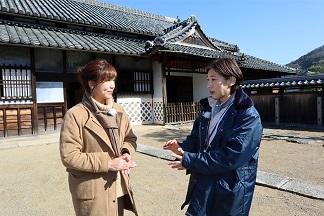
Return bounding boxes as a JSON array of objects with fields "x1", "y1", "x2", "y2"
[
  {"x1": 62, "y1": 51, "x2": 68, "y2": 113},
  {"x1": 275, "y1": 97, "x2": 280, "y2": 125},
  {"x1": 162, "y1": 55, "x2": 167, "y2": 124},
  {"x1": 30, "y1": 48, "x2": 38, "y2": 134},
  {"x1": 317, "y1": 97, "x2": 322, "y2": 126},
  {"x1": 3, "y1": 108, "x2": 7, "y2": 137},
  {"x1": 32, "y1": 73, "x2": 38, "y2": 134}
]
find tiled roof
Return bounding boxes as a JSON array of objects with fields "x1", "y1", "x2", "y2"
[
  {"x1": 208, "y1": 37, "x2": 239, "y2": 52},
  {"x1": 242, "y1": 74, "x2": 324, "y2": 89},
  {"x1": 0, "y1": 0, "x2": 177, "y2": 36},
  {"x1": 0, "y1": 20, "x2": 145, "y2": 54},
  {"x1": 158, "y1": 43, "x2": 242, "y2": 60},
  {"x1": 145, "y1": 16, "x2": 296, "y2": 74},
  {"x1": 241, "y1": 54, "x2": 297, "y2": 73},
  {"x1": 0, "y1": 1, "x2": 298, "y2": 75}
]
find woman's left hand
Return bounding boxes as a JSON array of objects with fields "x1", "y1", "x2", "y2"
[
  {"x1": 121, "y1": 153, "x2": 136, "y2": 174},
  {"x1": 168, "y1": 148, "x2": 186, "y2": 170}
]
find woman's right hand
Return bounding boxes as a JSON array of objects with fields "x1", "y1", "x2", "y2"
[
  {"x1": 108, "y1": 157, "x2": 135, "y2": 172},
  {"x1": 163, "y1": 139, "x2": 183, "y2": 155}
]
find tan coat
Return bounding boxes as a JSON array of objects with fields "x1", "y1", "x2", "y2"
[{"x1": 60, "y1": 102, "x2": 137, "y2": 216}]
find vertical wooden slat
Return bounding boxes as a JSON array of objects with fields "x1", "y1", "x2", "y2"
[
  {"x1": 14, "y1": 67, "x2": 18, "y2": 99},
  {"x1": 19, "y1": 68, "x2": 23, "y2": 97},
  {"x1": 17, "y1": 108, "x2": 21, "y2": 135},
  {"x1": 4, "y1": 108, "x2": 7, "y2": 137},
  {"x1": 164, "y1": 102, "x2": 201, "y2": 125},
  {"x1": 53, "y1": 106, "x2": 57, "y2": 130},
  {"x1": 44, "y1": 106, "x2": 48, "y2": 131},
  {"x1": 10, "y1": 67, "x2": 13, "y2": 97},
  {"x1": 32, "y1": 72, "x2": 38, "y2": 134}
]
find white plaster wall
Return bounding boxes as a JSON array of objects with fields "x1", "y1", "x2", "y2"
[
  {"x1": 152, "y1": 61, "x2": 164, "y2": 124},
  {"x1": 152, "y1": 61, "x2": 163, "y2": 99},
  {"x1": 193, "y1": 73, "x2": 209, "y2": 102},
  {"x1": 36, "y1": 82, "x2": 64, "y2": 103}
]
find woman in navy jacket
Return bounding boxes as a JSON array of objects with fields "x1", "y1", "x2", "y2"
[{"x1": 163, "y1": 58, "x2": 263, "y2": 216}]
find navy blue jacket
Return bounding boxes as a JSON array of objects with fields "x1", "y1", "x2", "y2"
[{"x1": 179, "y1": 87, "x2": 263, "y2": 216}]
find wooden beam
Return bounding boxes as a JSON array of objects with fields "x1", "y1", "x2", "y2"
[{"x1": 34, "y1": 73, "x2": 78, "y2": 82}]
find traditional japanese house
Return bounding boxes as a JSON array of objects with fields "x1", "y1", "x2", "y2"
[{"x1": 0, "y1": 0, "x2": 296, "y2": 137}]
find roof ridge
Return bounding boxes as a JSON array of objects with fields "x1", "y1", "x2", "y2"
[
  {"x1": 0, "y1": 19, "x2": 145, "y2": 42},
  {"x1": 245, "y1": 54, "x2": 295, "y2": 70},
  {"x1": 70, "y1": 0, "x2": 178, "y2": 23}
]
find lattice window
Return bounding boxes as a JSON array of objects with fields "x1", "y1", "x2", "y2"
[
  {"x1": 1, "y1": 66, "x2": 32, "y2": 100},
  {"x1": 166, "y1": 60, "x2": 207, "y2": 73},
  {"x1": 117, "y1": 70, "x2": 152, "y2": 94}
]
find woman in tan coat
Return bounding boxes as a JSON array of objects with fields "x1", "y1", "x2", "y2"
[{"x1": 60, "y1": 59, "x2": 138, "y2": 216}]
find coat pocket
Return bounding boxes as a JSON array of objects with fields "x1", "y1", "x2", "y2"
[
  {"x1": 213, "y1": 178, "x2": 245, "y2": 215},
  {"x1": 68, "y1": 172, "x2": 94, "y2": 200}
]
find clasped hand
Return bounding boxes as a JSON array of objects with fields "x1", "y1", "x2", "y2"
[{"x1": 109, "y1": 153, "x2": 136, "y2": 174}]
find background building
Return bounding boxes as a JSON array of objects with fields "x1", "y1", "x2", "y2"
[{"x1": 0, "y1": 0, "x2": 297, "y2": 136}]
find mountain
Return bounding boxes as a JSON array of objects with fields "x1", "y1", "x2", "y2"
[{"x1": 286, "y1": 45, "x2": 324, "y2": 75}]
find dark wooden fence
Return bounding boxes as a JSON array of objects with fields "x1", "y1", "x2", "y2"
[
  {"x1": 164, "y1": 92, "x2": 323, "y2": 127},
  {"x1": 165, "y1": 102, "x2": 201, "y2": 124},
  {"x1": 37, "y1": 103, "x2": 65, "y2": 132},
  {"x1": 0, "y1": 105, "x2": 34, "y2": 136},
  {"x1": 251, "y1": 92, "x2": 323, "y2": 125}
]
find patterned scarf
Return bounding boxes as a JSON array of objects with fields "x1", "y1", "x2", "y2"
[{"x1": 82, "y1": 91, "x2": 121, "y2": 157}]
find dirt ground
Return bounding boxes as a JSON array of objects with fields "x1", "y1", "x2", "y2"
[
  {"x1": 132, "y1": 125, "x2": 324, "y2": 186},
  {"x1": 130, "y1": 125, "x2": 324, "y2": 215},
  {"x1": 0, "y1": 125, "x2": 323, "y2": 216}
]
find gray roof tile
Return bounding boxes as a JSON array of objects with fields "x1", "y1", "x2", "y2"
[
  {"x1": 0, "y1": 20, "x2": 145, "y2": 54},
  {"x1": 0, "y1": 1, "x2": 298, "y2": 74},
  {"x1": 242, "y1": 74, "x2": 324, "y2": 88},
  {"x1": 1, "y1": 0, "x2": 177, "y2": 36}
]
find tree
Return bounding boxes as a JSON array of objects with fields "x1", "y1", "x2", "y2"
[{"x1": 308, "y1": 65, "x2": 324, "y2": 74}]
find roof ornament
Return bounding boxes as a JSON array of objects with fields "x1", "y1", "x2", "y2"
[
  {"x1": 144, "y1": 36, "x2": 166, "y2": 52},
  {"x1": 187, "y1": 15, "x2": 197, "y2": 24},
  {"x1": 237, "y1": 53, "x2": 246, "y2": 63},
  {"x1": 179, "y1": 15, "x2": 197, "y2": 27},
  {"x1": 144, "y1": 40, "x2": 154, "y2": 52},
  {"x1": 175, "y1": 16, "x2": 181, "y2": 23},
  {"x1": 154, "y1": 36, "x2": 165, "y2": 46}
]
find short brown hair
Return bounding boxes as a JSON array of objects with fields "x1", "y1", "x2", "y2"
[
  {"x1": 206, "y1": 58, "x2": 244, "y2": 94},
  {"x1": 77, "y1": 59, "x2": 117, "y2": 92}
]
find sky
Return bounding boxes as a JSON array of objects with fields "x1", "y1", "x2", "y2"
[{"x1": 102, "y1": 0, "x2": 323, "y2": 66}]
